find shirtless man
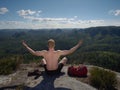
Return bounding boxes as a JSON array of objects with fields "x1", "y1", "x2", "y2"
[{"x1": 22, "y1": 39, "x2": 83, "y2": 75}]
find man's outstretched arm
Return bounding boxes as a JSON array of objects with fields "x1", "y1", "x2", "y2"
[
  {"x1": 22, "y1": 40, "x2": 44, "y2": 56},
  {"x1": 59, "y1": 40, "x2": 83, "y2": 56}
]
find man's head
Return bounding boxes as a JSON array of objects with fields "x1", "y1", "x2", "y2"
[{"x1": 48, "y1": 39, "x2": 55, "y2": 48}]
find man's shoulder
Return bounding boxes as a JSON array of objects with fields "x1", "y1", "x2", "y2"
[
  {"x1": 37, "y1": 50, "x2": 47, "y2": 53},
  {"x1": 42, "y1": 50, "x2": 47, "y2": 52},
  {"x1": 57, "y1": 50, "x2": 62, "y2": 52},
  {"x1": 56, "y1": 50, "x2": 64, "y2": 53},
  {"x1": 42, "y1": 50, "x2": 48, "y2": 53}
]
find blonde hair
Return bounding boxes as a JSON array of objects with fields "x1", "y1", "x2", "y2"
[{"x1": 48, "y1": 39, "x2": 55, "y2": 48}]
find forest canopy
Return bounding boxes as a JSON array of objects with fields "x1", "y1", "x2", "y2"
[{"x1": 0, "y1": 26, "x2": 120, "y2": 72}]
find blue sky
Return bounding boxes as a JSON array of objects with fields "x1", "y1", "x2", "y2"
[{"x1": 0, "y1": 0, "x2": 120, "y2": 29}]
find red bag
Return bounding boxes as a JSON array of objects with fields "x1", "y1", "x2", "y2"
[{"x1": 67, "y1": 65, "x2": 88, "y2": 77}]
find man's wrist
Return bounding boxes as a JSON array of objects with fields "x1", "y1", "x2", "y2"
[{"x1": 25, "y1": 45, "x2": 28, "y2": 48}]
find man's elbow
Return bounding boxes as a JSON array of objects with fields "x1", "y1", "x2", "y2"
[
  {"x1": 69, "y1": 49, "x2": 76, "y2": 54},
  {"x1": 66, "y1": 50, "x2": 73, "y2": 55}
]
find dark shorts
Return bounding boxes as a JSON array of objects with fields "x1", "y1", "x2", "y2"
[{"x1": 44, "y1": 63, "x2": 64, "y2": 75}]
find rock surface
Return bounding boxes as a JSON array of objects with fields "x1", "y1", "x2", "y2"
[
  {"x1": 25, "y1": 66, "x2": 96, "y2": 90},
  {"x1": 0, "y1": 64, "x2": 97, "y2": 90}
]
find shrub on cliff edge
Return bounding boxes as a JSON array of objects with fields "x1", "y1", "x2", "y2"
[{"x1": 90, "y1": 67, "x2": 117, "y2": 90}]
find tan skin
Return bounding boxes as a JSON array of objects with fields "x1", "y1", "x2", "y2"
[{"x1": 22, "y1": 40, "x2": 83, "y2": 70}]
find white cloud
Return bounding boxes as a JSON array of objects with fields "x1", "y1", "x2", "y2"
[
  {"x1": 17, "y1": 10, "x2": 104, "y2": 27},
  {"x1": 17, "y1": 9, "x2": 42, "y2": 16},
  {"x1": 0, "y1": 7, "x2": 9, "y2": 14},
  {"x1": 17, "y1": 9, "x2": 75, "y2": 22},
  {"x1": 74, "y1": 16, "x2": 78, "y2": 19},
  {"x1": 36, "y1": 10, "x2": 42, "y2": 17},
  {"x1": 0, "y1": 8, "x2": 106, "y2": 29},
  {"x1": 114, "y1": 10, "x2": 120, "y2": 16},
  {"x1": 0, "y1": 19, "x2": 106, "y2": 29},
  {"x1": 109, "y1": 9, "x2": 120, "y2": 16},
  {"x1": 0, "y1": 21, "x2": 39, "y2": 29},
  {"x1": 0, "y1": 9, "x2": 119, "y2": 29}
]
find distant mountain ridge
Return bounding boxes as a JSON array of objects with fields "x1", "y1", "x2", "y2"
[{"x1": 0, "y1": 26, "x2": 120, "y2": 72}]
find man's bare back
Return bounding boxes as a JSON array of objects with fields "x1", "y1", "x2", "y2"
[
  {"x1": 41, "y1": 50, "x2": 62, "y2": 70},
  {"x1": 22, "y1": 39, "x2": 83, "y2": 71}
]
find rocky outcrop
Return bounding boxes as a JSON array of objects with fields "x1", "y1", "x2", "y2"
[
  {"x1": 0, "y1": 64, "x2": 97, "y2": 90},
  {"x1": 25, "y1": 66, "x2": 96, "y2": 90}
]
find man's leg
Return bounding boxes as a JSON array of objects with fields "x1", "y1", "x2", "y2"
[
  {"x1": 40, "y1": 58, "x2": 48, "y2": 73},
  {"x1": 39, "y1": 58, "x2": 47, "y2": 67},
  {"x1": 59, "y1": 57, "x2": 68, "y2": 65},
  {"x1": 41, "y1": 58, "x2": 46, "y2": 65},
  {"x1": 57, "y1": 57, "x2": 68, "y2": 73}
]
